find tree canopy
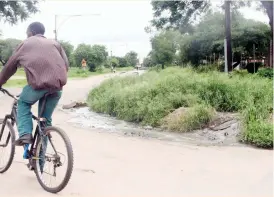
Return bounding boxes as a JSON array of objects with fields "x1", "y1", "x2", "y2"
[
  {"x1": 125, "y1": 51, "x2": 138, "y2": 67},
  {"x1": 150, "y1": 31, "x2": 180, "y2": 66},
  {"x1": 150, "y1": 1, "x2": 273, "y2": 68},
  {"x1": 0, "y1": 1, "x2": 39, "y2": 25},
  {"x1": 151, "y1": 1, "x2": 273, "y2": 33},
  {"x1": 146, "y1": 11, "x2": 270, "y2": 67},
  {"x1": 0, "y1": 38, "x2": 22, "y2": 65},
  {"x1": 73, "y1": 43, "x2": 137, "y2": 71}
]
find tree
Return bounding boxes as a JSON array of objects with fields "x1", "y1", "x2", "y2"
[
  {"x1": 150, "y1": 30, "x2": 180, "y2": 68},
  {"x1": 125, "y1": 51, "x2": 138, "y2": 67},
  {"x1": 142, "y1": 56, "x2": 154, "y2": 67},
  {"x1": 59, "y1": 40, "x2": 75, "y2": 67},
  {"x1": 151, "y1": 1, "x2": 272, "y2": 34},
  {"x1": 74, "y1": 44, "x2": 108, "y2": 71},
  {"x1": 0, "y1": 38, "x2": 22, "y2": 65},
  {"x1": 151, "y1": 1, "x2": 273, "y2": 67},
  {"x1": 0, "y1": 1, "x2": 39, "y2": 24},
  {"x1": 177, "y1": 12, "x2": 270, "y2": 66},
  {"x1": 116, "y1": 57, "x2": 128, "y2": 67},
  {"x1": 232, "y1": 18, "x2": 270, "y2": 57},
  {"x1": 74, "y1": 43, "x2": 93, "y2": 68},
  {"x1": 0, "y1": 1, "x2": 39, "y2": 66},
  {"x1": 151, "y1": 1, "x2": 210, "y2": 33},
  {"x1": 110, "y1": 57, "x2": 119, "y2": 68},
  {"x1": 90, "y1": 45, "x2": 108, "y2": 66}
]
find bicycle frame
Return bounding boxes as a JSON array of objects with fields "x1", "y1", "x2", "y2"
[
  {"x1": 0, "y1": 98, "x2": 17, "y2": 148},
  {"x1": 1, "y1": 88, "x2": 73, "y2": 193},
  {"x1": 0, "y1": 88, "x2": 59, "y2": 159}
]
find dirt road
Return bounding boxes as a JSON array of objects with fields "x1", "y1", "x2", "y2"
[{"x1": 0, "y1": 72, "x2": 273, "y2": 197}]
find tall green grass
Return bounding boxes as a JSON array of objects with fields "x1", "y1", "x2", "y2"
[{"x1": 88, "y1": 67, "x2": 273, "y2": 148}]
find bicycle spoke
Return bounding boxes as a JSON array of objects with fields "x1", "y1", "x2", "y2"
[
  {"x1": 0, "y1": 122, "x2": 14, "y2": 173},
  {"x1": 34, "y1": 127, "x2": 73, "y2": 193}
]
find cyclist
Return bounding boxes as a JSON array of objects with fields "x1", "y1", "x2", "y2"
[{"x1": 0, "y1": 22, "x2": 69, "y2": 146}]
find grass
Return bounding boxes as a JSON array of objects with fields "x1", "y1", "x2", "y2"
[
  {"x1": 68, "y1": 67, "x2": 133, "y2": 78},
  {"x1": 162, "y1": 104, "x2": 215, "y2": 132},
  {"x1": 1, "y1": 67, "x2": 134, "y2": 87},
  {"x1": 88, "y1": 67, "x2": 273, "y2": 148},
  {"x1": 3, "y1": 79, "x2": 27, "y2": 87},
  {"x1": 1, "y1": 67, "x2": 134, "y2": 79}
]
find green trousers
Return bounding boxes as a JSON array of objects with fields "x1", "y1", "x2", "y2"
[{"x1": 17, "y1": 85, "x2": 62, "y2": 137}]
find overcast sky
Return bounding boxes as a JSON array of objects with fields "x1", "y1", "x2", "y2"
[{"x1": 0, "y1": 0, "x2": 269, "y2": 60}]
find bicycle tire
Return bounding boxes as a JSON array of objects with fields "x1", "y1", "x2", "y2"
[
  {"x1": 34, "y1": 126, "x2": 74, "y2": 193},
  {"x1": 0, "y1": 119, "x2": 16, "y2": 173}
]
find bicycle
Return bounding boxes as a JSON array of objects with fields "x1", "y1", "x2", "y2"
[{"x1": 0, "y1": 88, "x2": 73, "y2": 193}]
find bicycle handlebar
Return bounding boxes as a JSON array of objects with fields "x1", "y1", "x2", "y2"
[{"x1": 0, "y1": 88, "x2": 19, "y2": 100}]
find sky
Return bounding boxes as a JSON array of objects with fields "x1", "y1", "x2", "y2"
[{"x1": 0, "y1": 0, "x2": 269, "y2": 60}]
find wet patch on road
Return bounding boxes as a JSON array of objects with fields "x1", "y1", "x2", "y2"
[{"x1": 64, "y1": 107, "x2": 246, "y2": 147}]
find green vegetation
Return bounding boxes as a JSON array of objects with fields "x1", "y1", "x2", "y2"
[
  {"x1": 88, "y1": 67, "x2": 273, "y2": 148},
  {"x1": 1, "y1": 67, "x2": 133, "y2": 87},
  {"x1": 67, "y1": 67, "x2": 133, "y2": 78},
  {"x1": 257, "y1": 68, "x2": 273, "y2": 79},
  {"x1": 0, "y1": 38, "x2": 139, "y2": 72},
  {"x1": 149, "y1": 1, "x2": 273, "y2": 68},
  {"x1": 0, "y1": 1, "x2": 39, "y2": 25},
  {"x1": 145, "y1": 11, "x2": 271, "y2": 68},
  {"x1": 162, "y1": 104, "x2": 215, "y2": 132},
  {"x1": 3, "y1": 79, "x2": 27, "y2": 87}
]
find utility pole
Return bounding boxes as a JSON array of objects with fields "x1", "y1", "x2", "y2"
[
  {"x1": 224, "y1": 39, "x2": 228, "y2": 73},
  {"x1": 225, "y1": 1, "x2": 232, "y2": 72},
  {"x1": 253, "y1": 44, "x2": 256, "y2": 73}
]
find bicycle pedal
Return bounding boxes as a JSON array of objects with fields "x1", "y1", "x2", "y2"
[{"x1": 27, "y1": 163, "x2": 34, "y2": 171}]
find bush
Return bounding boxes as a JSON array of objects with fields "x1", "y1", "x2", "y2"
[
  {"x1": 148, "y1": 64, "x2": 162, "y2": 72},
  {"x1": 95, "y1": 65, "x2": 105, "y2": 73},
  {"x1": 194, "y1": 64, "x2": 219, "y2": 73},
  {"x1": 232, "y1": 69, "x2": 250, "y2": 77},
  {"x1": 88, "y1": 67, "x2": 273, "y2": 148},
  {"x1": 257, "y1": 68, "x2": 273, "y2": 79},
  {"x1": 241, "y1": 120, "x2": 273, "y2": 148}
]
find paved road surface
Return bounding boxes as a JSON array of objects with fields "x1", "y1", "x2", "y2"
[{"x1": 0, "y1": 71, "x2": 272, "y2": 197}]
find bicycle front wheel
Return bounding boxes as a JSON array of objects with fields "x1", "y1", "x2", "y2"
[
  {"x1": 0, "y1": 119, "x2": 16, "y2": 173},
  {"x1": 34, "y1": 126, "x2": 74, "y2": 193}
]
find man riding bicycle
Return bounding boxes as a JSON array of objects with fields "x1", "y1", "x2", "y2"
[{"x1": 0, "y1": 22, "x2": 69, "y2": 146}]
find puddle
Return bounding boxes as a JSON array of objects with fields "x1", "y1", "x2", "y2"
[{"x1": 65, "y1": 107, "x2": 245, "y2": 147}]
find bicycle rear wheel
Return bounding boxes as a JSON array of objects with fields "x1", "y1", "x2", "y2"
[
  {"x1": 0, "y1": 119, "x2": 16, "y2": 173},
  {"x1": 34, "y1": 126, "x2": 73, "y2": 193}
]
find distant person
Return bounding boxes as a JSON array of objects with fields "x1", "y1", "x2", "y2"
[
  {"x1": 111, "y1": 65, "x2": 116, "y2": 73},
  {"x1": 0, "y1": 22, "x2": 69, "y2": 145},
  {"x1": 81, "y1": 59, "x2": 87, "y2": 70}
]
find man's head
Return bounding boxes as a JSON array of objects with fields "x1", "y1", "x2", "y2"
[{"x1": 26, "y1": 22, "x2": 45, "y2": 38}]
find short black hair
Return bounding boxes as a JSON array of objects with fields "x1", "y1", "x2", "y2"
[{"x1": 28, "y1": 22, "x2": 45, "y2": 35}]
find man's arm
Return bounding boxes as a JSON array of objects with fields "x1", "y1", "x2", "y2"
[{"x1": 0, "y1": 42, "x2": 24, "y2": 87}]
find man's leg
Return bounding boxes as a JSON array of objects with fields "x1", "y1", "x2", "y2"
[
  {"x1": 38, "y1": 91, "x2": 62, "y2": 172},
  {"x1": 16, "y1": 85, "x2": 47, "y2": 146},
  {"x1": 38, "y1": 91, "x2": 62, "y2": 126}
]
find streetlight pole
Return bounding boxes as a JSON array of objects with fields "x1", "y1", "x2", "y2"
[
  {"x1": 54, "y1": 15, "x2": 57, "y2": 40},
  {"x1": 54, "y1": 13, "x2": 100, "y2": 41}
]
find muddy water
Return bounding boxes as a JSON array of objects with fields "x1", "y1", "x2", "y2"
[{"x1": 65, "y1": 107, "x2": 245, "y2": 147}]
